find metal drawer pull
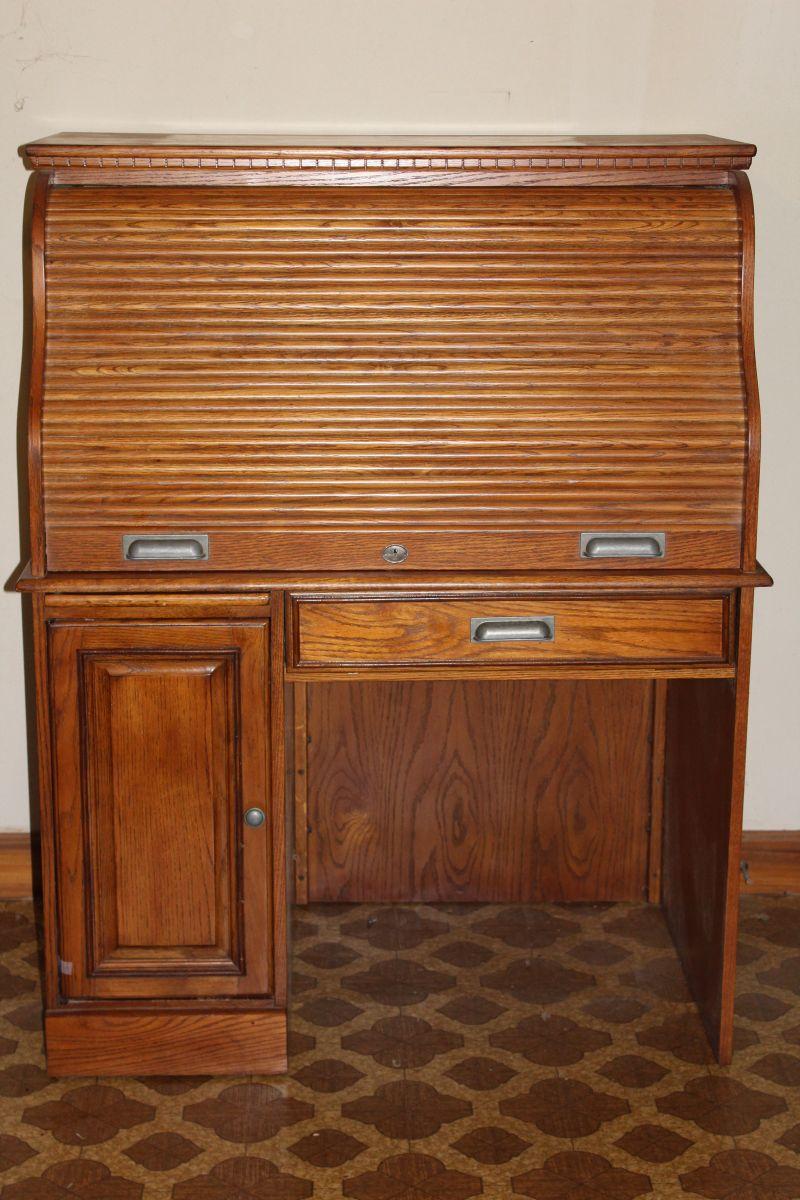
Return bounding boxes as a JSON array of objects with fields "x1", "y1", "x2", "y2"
[
  {"x1": 470, "y1": 616, "x2": 555, "y2": 643},
  {"x1": 123, "y1": 534, "x2": 209, "y2": 562},
  {"x1": 580, "y1": 532, "x2": 665, "y2": 559}
]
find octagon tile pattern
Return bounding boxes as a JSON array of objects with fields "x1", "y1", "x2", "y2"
[{"x1": 0, "y1": 894, "x2": 799, "y2": 1197}]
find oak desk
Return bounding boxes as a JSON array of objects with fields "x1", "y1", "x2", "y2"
[{"x1": 16, "y1": 133, "x2": 770, "y2": 1076}]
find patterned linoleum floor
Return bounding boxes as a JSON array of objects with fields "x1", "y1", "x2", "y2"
[{"x1": 1, "y1": 897, "x2": 799, "y2": 1198}]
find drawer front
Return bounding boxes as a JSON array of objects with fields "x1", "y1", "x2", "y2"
[{"x1": 292, "y1": 596, "x2": 729, "y2": 668}]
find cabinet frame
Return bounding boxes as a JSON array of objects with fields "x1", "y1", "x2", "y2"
[
  {"x1": 15, "y1": 135, "x2": 767, "y2": 1074},
  {"x1": 30, "y1": 593, "x2": 289, "y2": 1074}
]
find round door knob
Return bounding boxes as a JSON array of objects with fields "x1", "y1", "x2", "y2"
[
  {"x1": 382, "y1": 543, "x2": 408, "y2": 564},
  {"x1": 243, "y1": 807, "x2": 266, "y2": 828}
]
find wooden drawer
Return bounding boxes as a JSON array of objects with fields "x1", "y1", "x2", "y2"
[{"x1": 291, "y1": 595, "x2": 730, "y2": 669}]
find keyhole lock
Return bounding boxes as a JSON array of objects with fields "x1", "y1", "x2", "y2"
[
  {"x1": 382, "y1": 543, "x2": 408, "y2": 564},
  {"x1": 243, "y1": 807, "x2": 266, "y2": 828}
]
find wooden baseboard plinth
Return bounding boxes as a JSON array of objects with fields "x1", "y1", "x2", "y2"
[
  {"x1": 2, "y1": 830, "x2": 798, "y2": 903},
  {"x1": 741, "y1": 831, "x2": 800, "y2": 895},
  {"x1": 45, "y1": 1007, "x2": 288, "y2": 1076},
  {"x1": 0, "y1": 833, "x2": 34, "y2": 899}
]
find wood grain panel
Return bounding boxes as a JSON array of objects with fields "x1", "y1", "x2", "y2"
[
  {"x1": 662, "y1": 590, "x2": 755, "y2": 1065},
  {"x1": 740, "y1": 831, "x2": 800, "y2": 895},
  {"x1": 45, "y1": 528, "x2": 743, "y2": 574},
  {"x1": 43, "y1": 594, "x2": 271, "y2": 620},
  {"x1": 25, "y1": 132, "x2": 756, "y2": 174},
  {"x1": 647, "y1": 681, "x2": 667, "y2": 903},
  {"x1": 662, "y1": 677, "x2": 737, "y2": 1061},
  {"x1": 269, "y1": 590, "x2": 289, "y2": 1009},
  {"x1": 292, "y1": 682, "x2": 309, "y2": 905},
  {"x1": 41, "y1": 184, "x2": 747, "y2": 571},
  {"x1": 32, "y1": 592, "x2": 59, "y2": 1010},
  {"x1": 733, "y1": 172, "x2": 761, "y2": 570},
  {"x1": 48, "y1": 619, "x2": 272, "y2": 1000},
  {"x1": 83, "y1": 653, "x2": 233, "y2": 964},
  {"x1": 306, "y1": 679, "x2": 652, "y2": 902},
  {"x1": 294, "y1": 595, "x2": 727, "y2": 667},
  {"x1": 25, "y1": 134, "x2": 755, "y2": 192},
  {"x1": 27, "y1": 172, "x2": 49, "y2": 575},
  {"x1": 0, "y1": 834, "x2": 35, "y2": 899},
  {"x1": 16, "y1": 563, "x2": 773, "y2": 594},
  {"x1": 50, "y1": 168, "x2": 740, "y2": 190},
  {"x1": 45, "y1": 1008, "x2": 287, "y2": 1076}
]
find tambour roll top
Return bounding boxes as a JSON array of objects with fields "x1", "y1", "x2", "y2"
[{"x1": 26, "y1": 135, "x2": 758, "y2": 573}]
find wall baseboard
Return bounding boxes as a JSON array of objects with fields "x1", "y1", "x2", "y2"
[
  {"x1": 740, "y1": 831, "x2": 800, "y2": 896},
  {"x1": 0, "y1": 833, "x2": 34, "y2": 899},
  {"x1": 0, "y1": 830, "x2": 798, "y2": 901}
]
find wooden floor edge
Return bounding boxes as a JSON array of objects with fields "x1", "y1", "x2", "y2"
[
  {"x1": 0, "y1": 832, "x2": 34, "y2": 899},
  {"x1": 740, "y1": 830, "x2": 800, "y2": 895}
]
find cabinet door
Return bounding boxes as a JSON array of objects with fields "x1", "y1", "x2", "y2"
[{"x1": 49, "y1": 620, "x2": 272, "y2": 1000}]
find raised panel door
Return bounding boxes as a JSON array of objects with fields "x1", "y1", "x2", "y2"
[{"x1": 48, "y1": 620, "x2": 272, "y2": 1000}]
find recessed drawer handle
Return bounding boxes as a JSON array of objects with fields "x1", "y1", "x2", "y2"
[
  {"x1": 470, "y1": 616, "x2": 555, "y2": 643},
  {"x1": 122, "y1": 534, "x2": 209, "y2": 562},
  {"x1": 580, "y1": 532, "x2": 665, "y2": 559}
]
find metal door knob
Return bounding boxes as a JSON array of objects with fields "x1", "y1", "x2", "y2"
[{"x1": 243, "y1": 807, "x2": 266, "y2": 828}]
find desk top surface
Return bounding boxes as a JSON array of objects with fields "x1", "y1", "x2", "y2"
[
  {"x1": 23, "y1": 132, "x2": 756, "y2": 170},
  {"x1": 27, "y1": 132, "x2": 751, "y2": 147}
]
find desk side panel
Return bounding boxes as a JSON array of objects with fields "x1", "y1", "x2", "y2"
[{"x1": 662, "y1": 589, "x2": 754, "y2": 1063}]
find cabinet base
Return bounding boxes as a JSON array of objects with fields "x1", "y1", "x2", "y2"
[{"x1": 45, "y1": 1007, "x2": 287, "y2": 1076}]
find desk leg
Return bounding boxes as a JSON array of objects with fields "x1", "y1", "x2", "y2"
[{"x1": 662, "y1": 590, "x2": 754, "y2": 1064}]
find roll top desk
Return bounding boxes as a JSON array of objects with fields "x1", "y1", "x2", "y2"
[{"x1": 16, "y1": 134, "x2": 770, "y2": 1076}]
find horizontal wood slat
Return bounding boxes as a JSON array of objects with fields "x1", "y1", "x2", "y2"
[
  {"x1": 42, "y1": 185, "x2": 747, "y2": 571},
  {"x1": 0, "y1": 833, "x2": 34, "y2": 898},
  {"x1": 740, "y1": 831, "x2": 800, "y2": 895}
]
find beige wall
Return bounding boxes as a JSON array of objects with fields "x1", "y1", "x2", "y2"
[{"x1": 1, "y1": 0, "x2": 797, "y2": 830}]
